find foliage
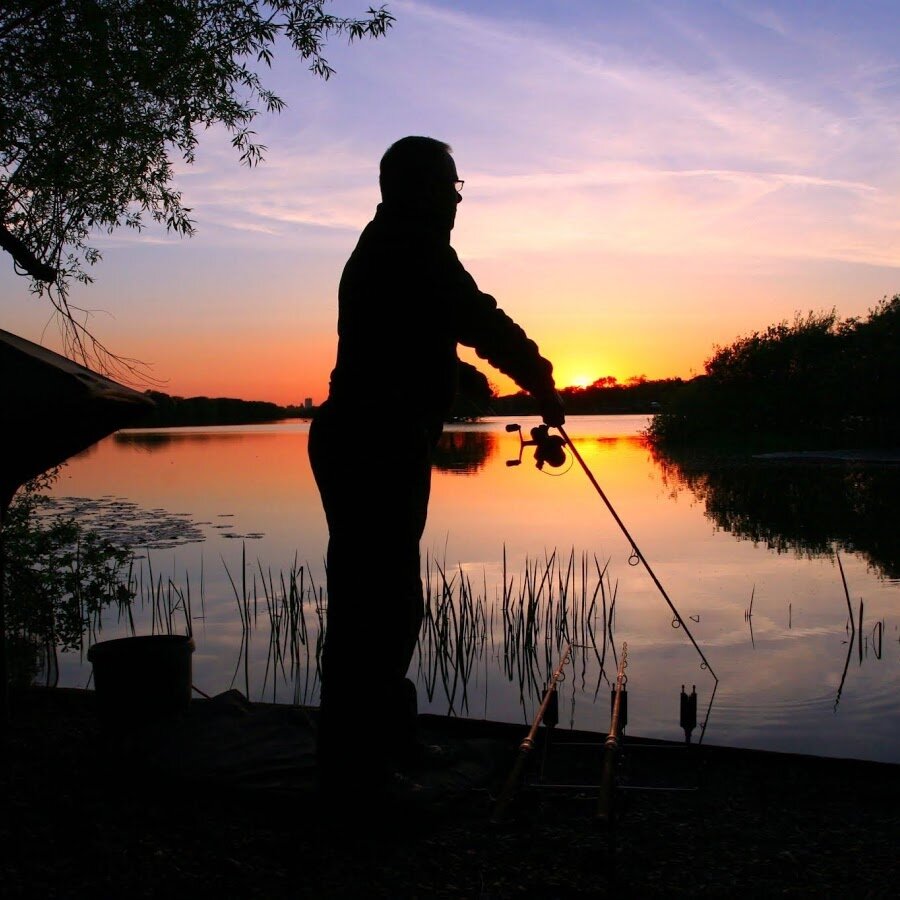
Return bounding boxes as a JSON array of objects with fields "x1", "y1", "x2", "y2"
[
  {"x1": 648, "y1": 296, "x2": 900, "y2": 448},
  {"x1": 487, "y1": 376, "x2": 685, "y2": 417},
  {"x1": 559, "y1": 376, "x2": 684, "y2": 415},
  {"x1": 0, "y1": 0, "x2": 393, "y2": 373},
  {"x1": 2, "y1": 469, "x2": 137, "y2": 685},
  {"x1": 449, "y1": 360, "x2": 495, "y2": 421},
  {"x1": 139, "y1": 390, "x2": 291, "y2": 426}
]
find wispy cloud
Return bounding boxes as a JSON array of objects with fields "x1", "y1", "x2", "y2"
[{"x1": 157, "y1": 1, "x2": 899, "y2": 272}]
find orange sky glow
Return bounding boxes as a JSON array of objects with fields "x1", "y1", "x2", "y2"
[{"x1": 3, "y1": 2, "x2": 899, "y2": 406}]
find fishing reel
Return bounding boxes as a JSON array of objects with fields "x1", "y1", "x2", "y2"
[{"x1": 505, "y1": 423, "x2": 568, "y2": 470}]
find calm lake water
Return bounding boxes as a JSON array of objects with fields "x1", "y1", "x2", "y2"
[{"x1": 47, "y1": 414, "x2": 900, "y2": 765}]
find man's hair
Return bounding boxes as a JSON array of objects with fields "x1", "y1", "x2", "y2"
[{"x1": 379, "y1": 136, "x2": 452, "y2": 199}]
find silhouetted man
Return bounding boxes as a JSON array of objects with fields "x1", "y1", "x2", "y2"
[{"x1": 308, "y1": 136, "x2": 565, "y2": 795}]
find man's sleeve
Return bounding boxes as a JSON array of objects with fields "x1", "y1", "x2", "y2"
[{"x1": 452, "y1": 259, "x2": 557, "y2": 398}]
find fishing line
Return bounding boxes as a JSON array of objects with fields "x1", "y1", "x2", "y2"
[{"x1": 556, "y1": 425, "x2": 719, "y2": 738}]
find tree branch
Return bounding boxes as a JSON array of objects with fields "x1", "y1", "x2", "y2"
[
  {"x1": 0, "y1": 0, "x2": 63, "y2": 41},
  {"x1": 0, "y1": 223, "x2": 57, "y2": 282}
]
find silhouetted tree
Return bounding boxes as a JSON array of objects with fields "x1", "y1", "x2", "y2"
[
  {"x1": 137, "y1": 391, "x2": 290, "y2": 427},
  {"x1": 1, "y1": 0, "x2": 393, "y2": 374},
  {"x1": 648, "y1": 297, "x2": 900, "y2": 448},
  {"x1": 449, "y1": 360, "x2": 495, "y2": 420},
  {"x1": 555, "y1": 377, "x2": 684, "y2": 415}
]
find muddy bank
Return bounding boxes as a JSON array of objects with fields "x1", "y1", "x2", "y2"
[{"x1": 2, "y1": 687, "x2": 898, "y2": 898}]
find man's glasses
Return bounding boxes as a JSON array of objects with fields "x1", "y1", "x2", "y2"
[{"x1": 454, "y1": 180, "x2": 464, "y2": 193}]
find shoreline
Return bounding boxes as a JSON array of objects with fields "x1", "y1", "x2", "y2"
[
  {"x1": 754, "y1": 448, "x2": 900, "y2": 463},
  {"x1": 4, "y1": 686, "x2": 898, "y2": 896}
]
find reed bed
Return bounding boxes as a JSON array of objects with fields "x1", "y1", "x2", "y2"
[
  {"x1": 221, "y1": 544, "x2": 326, "y2": 706},
  {"x1": 81, "y1": 544, "x2": 621, "y2": 719}
]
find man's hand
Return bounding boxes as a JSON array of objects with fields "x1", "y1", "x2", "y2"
[{"x1": 538, "y1": 390, "x2": 565, "y2": 428}]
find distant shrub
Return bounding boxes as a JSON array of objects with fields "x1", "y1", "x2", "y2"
[
  {"x1": 648, "y1": 296, "x2": 900, "y2": 449},
  {"x1": 2, "y1": 470, "x2": 137, "y2": 686}
]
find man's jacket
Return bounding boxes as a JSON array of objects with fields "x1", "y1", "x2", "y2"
[{"x1": 325, "y1": 203, "x2": 557, "y2": 437}]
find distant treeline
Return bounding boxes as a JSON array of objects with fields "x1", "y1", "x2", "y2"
[
  {"x1": 647, "y1": 294, "x2": 900, "y2": 449},
  {"x1": 132, "y1": 295, "x2": 899, "y2": 442},
  {"x1": 490, "y1": 376, "x2": 686, "y2": 417},
  {"x1": 135, "y1": 391, "x2": 307, "y2": 427},
  {"x1": 134, "y1": 377, "x2": 683, "y2": 428}
]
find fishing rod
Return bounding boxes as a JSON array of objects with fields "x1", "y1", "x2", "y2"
[
  {"x1": 597, "y1": 641, "x2": 627, "y2": 824},
  {"x1": 491, "y1": 641, "x2": 572, "y2": 823},
  {"x1": 506, "y1": 421, "x2": 719, "y2": 738}
]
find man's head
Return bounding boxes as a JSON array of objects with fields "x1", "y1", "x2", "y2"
[{"x1": 379, "y1": 136, "x2": 462, "y2": 229}]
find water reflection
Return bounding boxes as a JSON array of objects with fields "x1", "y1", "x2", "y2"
[
  {"x1": 433, "y1": 430, "x2": 495, "y2": 473},
  {"x1": 113, "y1": 425, "x2": 499, "y2": 475},
  {"x1": 114, "y1": 430, "x2": 254, "y2": 450},
  {"x1": 650, "y1": 447, "x2": 900, "y2": 579},
  {"x1": 224, "y1": 545, "x2": 681, "y2": 738},
  {"x1": 42, "y1": 416, "x2": 899, "y2": 763}
]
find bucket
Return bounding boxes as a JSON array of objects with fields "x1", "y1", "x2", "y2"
[{"x1": 87, "y1": 634, "x2": 195, "y2": 720}]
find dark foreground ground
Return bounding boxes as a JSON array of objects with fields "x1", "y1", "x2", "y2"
[{"x1": 2, "y1": 687, "x2": 898, "y2": 898}]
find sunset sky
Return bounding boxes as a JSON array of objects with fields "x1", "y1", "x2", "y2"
[{"x1": 3, "y1": 0, "x2": 900, "y2": 405}]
